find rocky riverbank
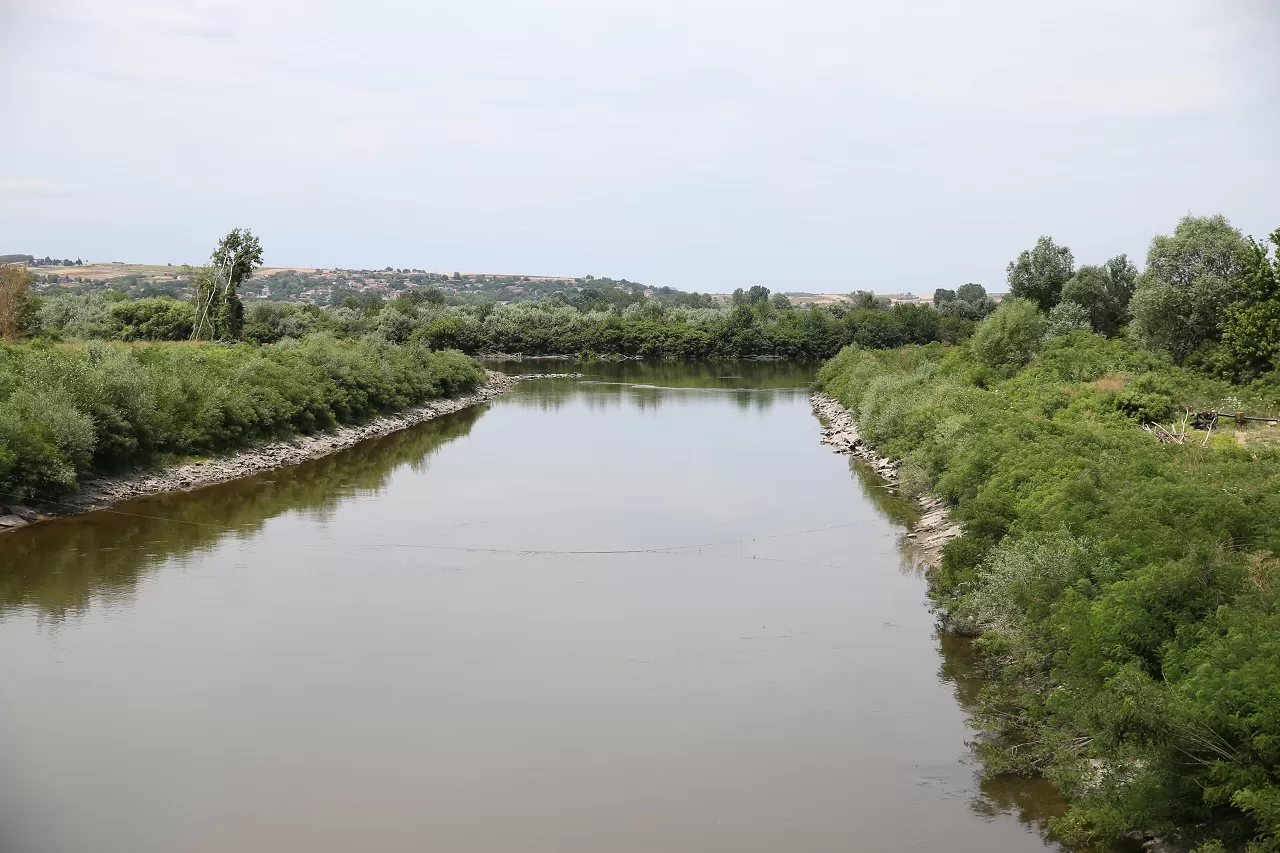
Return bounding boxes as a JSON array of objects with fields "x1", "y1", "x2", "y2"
[
  {"x1": 0, "y1": 372, "x2": 579, "y2": 533},
  {"x1": 811, "y1": 391, "x2": 962, "y2": 571}
]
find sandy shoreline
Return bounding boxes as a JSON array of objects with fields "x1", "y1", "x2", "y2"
[
  {"x1": 811, "y1": 391, "x2": 962, "y2": 571},
  {"x1": 0, "y1": 372, "x2": 578, "y2": 533}
]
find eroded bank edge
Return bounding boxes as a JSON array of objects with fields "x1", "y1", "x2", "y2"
[{"x1": 811, "y1": 391, "x2": 963, "y2": 570}]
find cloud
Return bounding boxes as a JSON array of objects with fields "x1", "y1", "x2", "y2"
[
  {"x1": 1, "y1": 0, "x2": 1276, "y2": 286},
  {"x1": 0, "y1": 180, "x2": 84, "y2": 197},
  {"x1": 172, "y1": 3, "x2": 243, "y2": 39}
]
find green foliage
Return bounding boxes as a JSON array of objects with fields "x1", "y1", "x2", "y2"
[
  {"x1": 318, "y1": 297, "x2": 966, "y2": 359},
  {"x1": 1060, "y1": 256, "x2": 1137, "y2": 336},
  {"x1": 0, "y1": 264, "x2": 36, "y2": 340},
  {"x1": 34, "y1": 278, "x2": 972, "y2": 359},
  {"x1": 937, "y1": 283, "x2": 998, "y2": 321},
  {"x1": 968, "y1": 298, "x2": 1047, "y2": 373},
  {"x1": 1220, "y1": 230, "x2": 1280, "y2": 381},
  {"x1": 816, "y1": 334, "x2": 1280, "y2": 851},
  {"x1": 0, "y1": 338, "x2": 486, "y2": 501},
  {"x1": 192, "y1": 228, "x2": 264, "y2": 341},
  {"x1": 1007, "y1": 236, "x2": 1075, "y2": 311},
  {"x1": 1129, "y1": 215, "x2": 1248, "y2": 363},
  {"x1": 1046, "y1": 301, "x2": 1092, "y2": 338},
  {"x1": 109, "y1": 298, "x2": 195, "y2": 341}
]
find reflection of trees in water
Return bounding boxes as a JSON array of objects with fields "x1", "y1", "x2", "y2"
[
  {"x1": 935, "y1": 631, "x2": 1072, "y2": 845},
  {"x1": 847, "y1": 458, "x2": 919, "y2": 531},
  {"x1": 844, "y1": 457, "x2": 934, "y2": 578},
  {"x1": 848, "y1": 451, "x2": 1073, "y2": 846},
  {"x1": 488, "y1": 359, "x2": 818, "y2": 390},
  {"x1": 494, "y1": 359, "x2": 815, "y2": 416},
  {"x1": 0, "y1": 407, "x2": 485, "y2": 620},
  {"x1": 510, "y1": 380, "x2": 808, "y2": 414}
]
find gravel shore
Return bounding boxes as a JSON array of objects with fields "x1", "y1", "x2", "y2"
[{"x1": 811, "y1": 391, "x2": 963, "y2": 571}]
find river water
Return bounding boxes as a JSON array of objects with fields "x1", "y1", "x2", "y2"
[{"x1": 0, "y1": 361, "x2": 1062, "y2": 853}]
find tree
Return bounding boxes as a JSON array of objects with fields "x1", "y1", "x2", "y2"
[
  {"x1": 0, "y1": 265, "x2": 34, "y2": 341},
  {"x1": 969, "y1": 298, "x2": 1047, "y2": 373},
  {"x1": 934, "y1": 288, "x2": 957, "y2": 306},
  {"x1": 769, "y1": 292, "x2": 792, "y2": 309},
  {"x1": 956, "y1": 282, "x2": 988, "y2": 304},
  {"x1": 939, "y1": 282, "x2": 997, "y2": 321},
  {"x1": 893, "y1": 303, "x2": 941, "y2": 343},
  {"x1": 849, "y1": 290, "x2": 889, "y2": 311},
  {"x1": 192, "y1": 228, "x2": 264, "y2": 341},
  {"x1": 1045, "y1": 301, "x2": 1092, "y2": 337},
  {"x1": 1220, "y1": 228, "x2": 1280, "y2": 379},
  {"x1": 1128, "y1": 215, "x2": 1247, "y2": 362},
  {"x1": 1007, "y1": 236, "x2": 1074, "y2": 311},
  {"x1": 1059, "y1": 255, "x2": 1137, "y2": 336},
  {"x1": 852, "y1": 309, "x2": 903, "y2": 348}
]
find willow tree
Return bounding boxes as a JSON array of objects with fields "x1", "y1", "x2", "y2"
[{"x1": 192, "y1": 228, "x2": 264, "y2": 341}]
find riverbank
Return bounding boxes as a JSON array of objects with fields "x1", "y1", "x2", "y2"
[
  {"x1": 0, "y1": 372, "x2": 576, "y2": 532},
  {"x1": 813, "y1": 339, "x2": 1280, "y2": 850},
  {"x1": 811, "y1": 391, "x2": 962, "y2": 570}
]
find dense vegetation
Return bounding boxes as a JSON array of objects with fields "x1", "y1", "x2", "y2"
[
  {"x1": 0, "y1": 337, "x2": 484, "y2": 501},
  {"x1": 816, "y1": 214, "x2": 1280, "y2": 851},
  {"x1": 23, "y1": 286, "x2": 968, "y2": 359}
]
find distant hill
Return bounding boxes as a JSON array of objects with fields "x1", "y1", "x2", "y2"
[{"x1": 19, "y1": 260, "x2": 720, "y2": 308}]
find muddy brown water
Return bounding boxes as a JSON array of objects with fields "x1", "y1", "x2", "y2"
[{"x1": 0, "y1": 361, "x2": 1063, "y2": 853}]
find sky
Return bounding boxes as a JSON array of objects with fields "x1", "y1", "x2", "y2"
[{"x1": 1, "y1": 0, "x2": 1277, "y2": 293}]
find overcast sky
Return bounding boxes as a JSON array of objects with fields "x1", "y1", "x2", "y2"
[{"x1": 1, "y1": 0, "x2": 1277, "y2": 292}]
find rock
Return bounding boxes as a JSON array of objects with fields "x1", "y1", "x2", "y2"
[
  {"x1": 812, "y1": 390, "x2": 963, "y2": 572},
  {"x1": 4, "y1": 504, "x2": 45, "y2": 522},
  {"x1": 0, "y1": 514, "x2": 29, "y2": 529}
]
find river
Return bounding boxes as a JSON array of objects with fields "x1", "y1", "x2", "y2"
[{"x1": 0, "y1": 361, "x2": 1062, "y2": 853}]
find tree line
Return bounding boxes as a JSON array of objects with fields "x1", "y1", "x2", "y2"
[{"x1": 999, "y1": 215, "x2": 1280, "y2": 382}]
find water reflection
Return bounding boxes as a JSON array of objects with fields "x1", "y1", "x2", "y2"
[
  {"x1": 486, "y1": 358, "x2": 819, "y2": 390},
  {"x1": 0, "y1": 406, "x2": 485, "y2": 620},
  {"x1": 844, "y1": 455, "x2": 1072, "y2": 847},
  {"x1": 935, "y1": 632, "x2": 1072, "y2": 843},
  {"x1": 500, "y1": 359, "x2": 817, "y2": 415},
  {"x1": 0, "y1": 359, "x2": 1069, "y2": 853}
]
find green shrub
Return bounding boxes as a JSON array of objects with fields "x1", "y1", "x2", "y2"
[
  {"x1": 0, "y1": 339, "x2": 487, "y2": 500},
  {"x1": 969, "y1": 298, "x2": 1047, "y2": 374}
]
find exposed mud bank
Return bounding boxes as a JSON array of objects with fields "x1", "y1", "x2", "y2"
[
  {"x1": 811, "y1": 391, "x2": 963, "y2": 571},
  {"x1": 0, "y1": 372, "x2": 580, "y2": 532}
]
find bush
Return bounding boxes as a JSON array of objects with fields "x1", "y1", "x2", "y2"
[
  {"x1": 969, "y1": 298, "x2": 1047, "y2": 374},
  {"x1": 0, "y1": 339, "x2": 487, "y2": 500}
]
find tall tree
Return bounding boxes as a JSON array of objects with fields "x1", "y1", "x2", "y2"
[
  {"x1": 0, "y1": 265, "x2": 34, "y2": 341},
  {"x1": 1006, "y1": 236, "x2": 1074, "y2": 311},
  {"x1": 192, "y1": 228, "x2": 263, "y2": 340},
  {"x1": 1128, "y1": 215, "x2": 1247, "y2": 361}
]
